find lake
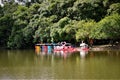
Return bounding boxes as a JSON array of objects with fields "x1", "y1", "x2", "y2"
[{"x1": 0, "y1": 49, "x2": 120, "y2": 79}]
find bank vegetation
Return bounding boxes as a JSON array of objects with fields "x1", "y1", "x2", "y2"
[{"x1": 0, "y1": 0, "x2": 120, "y2": 49}]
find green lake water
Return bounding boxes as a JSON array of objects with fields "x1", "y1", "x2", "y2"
[{"x1": 0, "y1": 49, "x2": 120, "y2": 79}]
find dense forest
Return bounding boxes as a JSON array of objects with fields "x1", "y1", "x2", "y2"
[{"x1": 0, "y1": 0, "x2": 120, "y2": 49}]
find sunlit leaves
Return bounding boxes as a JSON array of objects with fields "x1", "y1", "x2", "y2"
[
  {"x1": 1, "y1": 0, "x2": 120, "y2": 48},
  {"x1": 75, "y1": 20, "x2": 96, "y2": 41},
  {"x1": 107, "y1": 3, "x2": 120, "y2": 15},
  {"x1": 50, "y1": 17, "x2": 70, "y2": 42},
  {"x1": 92, "y1": 14, "x2": 120, "y2": 39}
]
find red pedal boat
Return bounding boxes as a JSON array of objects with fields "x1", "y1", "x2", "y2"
[{"x1": 53, "y1": 42, "x2": 76, "y2": 52}]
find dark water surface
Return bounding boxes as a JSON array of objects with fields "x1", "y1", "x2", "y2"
[{"x1": 0, "y1": 49, "x2": 120, "y2": 79}]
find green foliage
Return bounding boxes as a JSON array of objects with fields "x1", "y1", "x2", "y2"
[
  {"x1": 107, "y1": 3, "x2": 120, "y2": 15},
  {"x1": 7, "y1": 31, "x2": 24, "y2": 49},
  {"x1": 75, "y1": 20, "x2": 96, "y2": 41},
  {"x1": 50, "y1": 17, "x2": 70, "y2": 42},
  {"x1": 3, "y1": 2, "x2": 18, "y2": 15},
  {"x1": 63, "y1": 20, "x2": 77, "y2": 42},
  {"x1": 91, "y1": 14, "x2": 120, "y2": 39},
  {"x1": 34, "y1": 17, "x2": 52, "y2": 43},
  {"x1": 7, "y1": 5, "x2": 29, "y2": 48},
  {"x1": 0, "y1": 6, "x2": 3, "y2": 17},
  {"x1": 70, "y1": 0, "x2": 107, "y2": 21},
  {"x1": 0, "y1": 2, "x2": 18, "y2": 47},
  {"x1": 0, "y1": 0, "x2": 120, "y2": 48},
  {"x1": 29, "y1": 3, "x2": 40, "y2": 15}
]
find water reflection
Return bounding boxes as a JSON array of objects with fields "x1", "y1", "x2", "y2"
[
  {"x1": 35, "y1": 49, "x2": 74, "y2": 59},
  {"x1": 35, "y1": 48, "x2": 120, "y2": 60},
  {"x1": 79, "y1": 50, "x2": 88, "y2": 58},
  {"x1": 35, "y1": 44, "x2": 76, "y2": 59},
  {"x1": 54, "y1": 51, "x2": 74, "y2": 59},
  {"x1": 1, "y1": 49, "x2": 120, "y2": 79}
]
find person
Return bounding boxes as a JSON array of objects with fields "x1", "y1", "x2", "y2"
[
  {"x1": 80, "y1": 41, "x2": 88, "y2": 49},
  {"x1": 80, "y1": 41, "x2": 85, "y2": 47},
  {"x1": 89, "y1": 39, "x2": 93, "y2": 47}
]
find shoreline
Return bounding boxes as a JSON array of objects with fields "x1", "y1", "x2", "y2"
[
  {"x1": 1, "y1": 44, "x2": 120, "y2": 51},
  {"x1": 90, "y1": 44, "x2": 120, "y2": 51}
]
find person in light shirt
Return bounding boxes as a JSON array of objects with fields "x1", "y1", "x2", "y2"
[{"x1": 80, "y1": 41, "x2": 88, "y2": 49}]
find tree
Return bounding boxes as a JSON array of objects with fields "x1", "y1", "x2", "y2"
[
  {"x1": 7, "y1": 5, "x2": 28, "y2": 48},
  {"x1": 0, "y1": 2, "x2": 18, "y2": 47},
  {"x1": 0, "y1": 6, "x2": 3, "y2": 17},
  {"x1": 91, "y1": 14, "x2": 120, "y2": 40},
  {"x1": 63, "y1": 20, "x2": 77, "y2": 43},
  {"x1": 69, "y1": 0, "x2": 107, "y2": 21},
  {"x1": 50, "y1": 17, "x2": 70, "y2": 42},
  {"x1": 107, "y1": 3, "x2": 120, "y2": 15},
  {"x1": 34, "y1": 17, "x2": 52, "y2": 43},
  {"x1": 0, "y1": 15, "x2": 14, "y2": 46},
  {"x1": 75, "y1": 20, "x2": 96, "y2": 41}
]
